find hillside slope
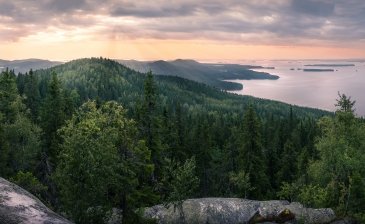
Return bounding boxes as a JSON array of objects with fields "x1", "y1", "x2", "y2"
[
  {"x1": 33, "y1": 58, "x2": 327, "y2": 118},
  {"x1": 119, "y1": 59, "x2": 279, "y2": 90},
  {"x1": 0, "y1": 59, "x2": 62, "y2": 73}
]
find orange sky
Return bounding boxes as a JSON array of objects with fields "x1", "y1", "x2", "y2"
[
  {"x1": 1, "y1": 0, "x2": 365, "y2": 61},
  {"x1": 2, "y1": 39, "x2": 365, "y2": 61}
]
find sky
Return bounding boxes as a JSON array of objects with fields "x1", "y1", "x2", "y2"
[{"x1": 1, "y1": 0, "x2": 365, "y2": 61}]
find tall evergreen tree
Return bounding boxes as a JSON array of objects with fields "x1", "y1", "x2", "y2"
[
  {"x1": 24, "y1": 69, "x2": 41, "y2": 121},
  {"x1": 238, "y1": 106, "x2": 270, "y2": 199},
  {"x1": 0, "y1": 69, "x2": 22, "y2": 123},
  {"x1": 138, "y1": 71, "x2": 165, "y2": 181},
  {"x1": 0, "y1": 69, "x2": 42, "y2": 177},
  {"x1": 40, "y1": 72, "x2": 65, "y2": 168}
]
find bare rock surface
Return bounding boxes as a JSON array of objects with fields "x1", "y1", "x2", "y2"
[
  {"x1": 0, "y1": 177, "x2": 72, "y2": 224},
  {"x1": 143, "y1": 198, "x2": 337, "y2": 224}
]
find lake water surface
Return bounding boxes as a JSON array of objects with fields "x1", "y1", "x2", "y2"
[{"x1": 227, "y1": 60, "x2": 365, "y2": 116}]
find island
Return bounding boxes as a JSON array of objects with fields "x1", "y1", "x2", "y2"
[
  {"x1": 303, "y1": 68, "x2": 334, "y2": 72},
  {"x1": 304, "y1": 64, "x2": 355, "y2": 67}
]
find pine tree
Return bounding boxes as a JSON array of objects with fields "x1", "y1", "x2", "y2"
[
  {"x1": 138, "y1": 71, "x2": 165, "y2": 181},
  {"x1": 24, "y1": 69, "x2": 41, "y2": 121},
  {"x1": 0, "y1": 69, "x2": 42, "y2": 177},
  {"x1": 38, "y1": 72, "x2": 67, "y2": 206},
  {"x1": 0, "y1": 69, "x2": 22, "y2": 123},
  {"x1": 276, "y1": 139, "x2": 297, "y2": 184},
  {"x1": 238, "y1": 106, "x2": 270, "y2": 199},
  {"x1": 40, "y1": 72, "x2": 65, "y2": 168}
]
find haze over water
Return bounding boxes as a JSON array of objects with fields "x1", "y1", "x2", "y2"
[{"x1": 228, "y1": 60, "x2": 365, "y2": 116}]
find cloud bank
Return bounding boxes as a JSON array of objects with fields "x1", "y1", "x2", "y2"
[{"x1": 1, "y1": 0, "x2": 364, "y2": 46}]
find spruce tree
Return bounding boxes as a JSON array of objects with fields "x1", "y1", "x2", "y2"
[
  {"x1": 238, "y1": 106, "x2": 269, "y2": 199},
  {"x1": 0, "y1": 69, "x2": 21, "y2": 123},
  {"x1": 0, "y1": 69, "x2": 42, "y2": 177},
  {"x1": 24, "y1": 69, "x2": 41, "y2": 121},
  {"x1": 40, "y1": 72, "x2": 65, "y2": 168},
  {"x1": 138, "y1": 71, "x2": 165, "y2": 181}
]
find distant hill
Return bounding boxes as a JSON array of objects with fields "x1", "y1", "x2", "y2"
[
  {"x1": 118, "y1": 59, "x2": 279, "y2": 90},
  {"x1": 32, "y1": 58, "x2": 328, "y2": 118},
  {"x1": 0, "y1": 59, "x2": 62, "y2": 73}
]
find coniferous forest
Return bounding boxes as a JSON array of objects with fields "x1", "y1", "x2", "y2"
[{"x1": 1, "y1": 58, "x2": 365, "y2": 223}]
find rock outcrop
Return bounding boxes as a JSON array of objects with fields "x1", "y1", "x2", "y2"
[
  {"x1": 0, "y1": 177, "x2": 72, "y2": 224},
  {"x1": 143, "y1": 198, "x2": 338, "y2": 224}
]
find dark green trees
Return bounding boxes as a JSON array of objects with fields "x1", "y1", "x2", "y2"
[
  {"x1": 309, "y1": 95, "x2": 365, "y2": 217},
  {"x1": 138, "y1": 71, "x2": 165, "y2": 181},
  {"x1": 0, "y1": 69, "x2": 42, "y2": 178},
  {"x1": 1, "y1": 58, "x2": 351, "y2": 223},
  {"x1": 24, "y1": 69, "x2": 41, "y2": 121},
  {"x1": 0, "y1": 69, "x2": 21, "y2": 123},
  {"x1": 238, "y1": 106, "x2": 269, "y2": 199},
  {"x1": 55, "y1": 101, "x2": 153, "y2": 223},
  {"x1": 40, "y1": 72, "x2": 66, "y2": 165}
]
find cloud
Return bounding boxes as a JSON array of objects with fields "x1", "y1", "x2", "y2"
[
  {"x1": 291, "y1": 0, "x2": 335, "y2": 17},
  {"x1": 0, "y1": 0, "x2": 364, "y2": 46}
]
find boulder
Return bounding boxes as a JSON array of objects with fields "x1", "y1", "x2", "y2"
[
  {"x1": 329, "y1": 218, "x2": 357, "y2": 224},
  {"x1": 143, "y1": 198, "x2": 337, "y2": 224},
  {"x1": 0, "y1": 177, "x2": 72, "y2": 224}
]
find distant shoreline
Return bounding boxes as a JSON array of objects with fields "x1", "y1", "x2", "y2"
[{"x1": 304, "y1": 64, "x2": 355, "y2": 67}]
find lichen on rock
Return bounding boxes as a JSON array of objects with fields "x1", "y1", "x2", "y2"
[{"x1": 143, "y1": 198, "x2": 338, "y2": 224}]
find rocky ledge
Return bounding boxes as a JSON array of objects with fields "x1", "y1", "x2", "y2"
[
  {"x1": 0, "y1": 177, "x2": 72, "y2": 224},
  {"x1": 144, "y1": 198, "x2": 352, "y2": 224}
]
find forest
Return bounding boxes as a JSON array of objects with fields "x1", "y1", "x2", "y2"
[{"x1": 0, "y1": 57, "x2": 364, "y2": 223}]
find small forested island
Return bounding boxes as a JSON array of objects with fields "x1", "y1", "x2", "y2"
[
  {"x1": 0, "y1": 58, "x2": 364, "y2": 223},
  {"x1": 304, "y1": 64, "x2": 355, "y2": 67},
  {"x1": 303, "y1": 68, "x2": 335, "y2": 72}
]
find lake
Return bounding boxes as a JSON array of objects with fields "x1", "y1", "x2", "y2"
[{"x1": 226, "y1": 60, "x2": 365, "y2": 116}]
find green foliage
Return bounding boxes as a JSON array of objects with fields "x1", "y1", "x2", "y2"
[
  {"x1": 166, "y1": 157, "x2": 199, "y2": 204},
  {"x1": 298, "y1": 184, "x2": 327, "y2": 208},
  {"x1": 23, "y1": 69, "x2": 41, "y2": 121},
  {"x1": 4, "y1": 115, "x2": 42, "y2": 172},
  {"x1": 40, "y1": 72, "x2": 66, "y2": 160},
  {"x1": 2, "y1": 58, "x2": 355, "y2": 222},
  {"x1": 238, "y1": 106, "x2": 270, "y2": 199},
  {"x1": 0, "y1": 69, "x2": 23, "y2": 123},
  {"x1": 55, "y1": 101, "x2": 153, "y2": 223},
  {"x1": 335, "y1": 92, "x2": 356, "y2": 113},
  {"x1": 229, "y1": 170, "x2": 253, "y2": 199},
  {"x1": 163, "y1": 157, "x2": 199, "y2": 223},
  {"x1": 138, "y1": 71, "x2": 165, "y2": 181},
  {"x1": 276, "y1": 139, "x2": 297, "y2": 184},
  {"x1": 308, "y1": 94, "x2": 365, "y2": 217},
  {"x1": 10, "y1": 171, "x2": 47, "y2": 199},
  {"x1": 277, "y1": 182, "x2": 299, "y2": 202},
  {"x1": 0, "y1": 69, "x2": 42, "y2": 177},
  {"x1": 277, "y1": 182, "x2": 326, "y2": 208}
]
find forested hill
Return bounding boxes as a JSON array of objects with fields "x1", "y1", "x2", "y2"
[
  {"x1": 28, "y1": 57, "x2": 327, "y2": 119},
  {"x1": 119, "y1": 59, "x2": 279, "y2": 90},
  {"x1": 0, "y1": 58, "x2": 61, "y2": 73},
  {"x1": 4, "y1": 57, "x2": 365, "y2": 223}
]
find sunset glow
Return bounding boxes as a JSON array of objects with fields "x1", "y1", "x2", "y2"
[{"x1": 1, "y1": 0, "x2": 365, "y2": 61}]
